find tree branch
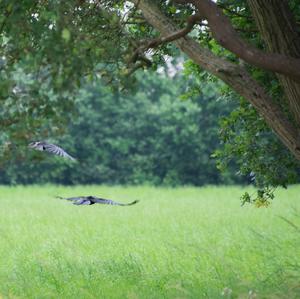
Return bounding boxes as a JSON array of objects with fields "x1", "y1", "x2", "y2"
[
  {"x1": 128, "y1": 13, "x2": 202, "y2": 67},
  {"x1": 175, "y1": 0, "x2": 300, "y2": 83},
  {"x1": 217, "y1": 3, "x2": 252, "y2": 20},
  {"x1": 145, "y1": 14, "x2": 202, "y2": 48}
]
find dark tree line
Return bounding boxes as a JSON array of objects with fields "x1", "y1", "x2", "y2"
[{"x1": 0, "y1": 71, "x2": 243, "y2": 185}]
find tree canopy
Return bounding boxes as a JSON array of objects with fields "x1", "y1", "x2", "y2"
[{"x1": 1, "y1": 0, "x2": 300, "y2": 203}]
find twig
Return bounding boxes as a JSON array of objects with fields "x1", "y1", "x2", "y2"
[{"x1": 129, "y1": 13, "x2": 202, "y2": 65}]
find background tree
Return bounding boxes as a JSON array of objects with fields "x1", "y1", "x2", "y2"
[{"x1": 0, "y1": 70, "x2": 242, "y2": 186}]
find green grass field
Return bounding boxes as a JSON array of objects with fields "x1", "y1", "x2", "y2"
[{"x1": 0, "y1": 185, "x2": 299, "y2": 299}]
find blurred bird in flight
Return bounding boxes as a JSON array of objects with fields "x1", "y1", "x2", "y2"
[
  {"x1": 28, "y1": 141, "x2": 76, "y2": 161},
  {"x1": 57, "y1": 195, "x2": 139, "y2": 206}
]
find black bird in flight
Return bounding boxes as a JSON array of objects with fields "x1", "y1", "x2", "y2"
[
  {"x1": 57, "y1": 195, "x2": 139, "y2": 206},
  {"x1": 28, "y1": 141, "x2": 76, "y2": 161}
]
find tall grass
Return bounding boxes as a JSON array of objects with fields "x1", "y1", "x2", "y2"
[{"x1": 0, "y1": 185, "x2": 299, "y2": 298}]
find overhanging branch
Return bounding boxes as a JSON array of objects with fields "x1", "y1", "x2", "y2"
[
  {"x1": 129, "y1": 13, "x2": 202, "y2": 65},
  {"x1": 145, "y1": 14, "x2": 202, "y2": 48},
  {"x1": 175, "y1": 0, "x2": 300, "y2": 83}
]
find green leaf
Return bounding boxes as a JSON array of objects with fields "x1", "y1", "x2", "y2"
[{"x1": 62, "y1": 28, "x2": 71, "y2": 42}]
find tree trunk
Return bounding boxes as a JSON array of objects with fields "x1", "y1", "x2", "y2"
[
  {"x1": 247, "y1": 0, "x2": 300, "y2": 126},
  {"x1": 131, "y1": 0, "x2": 300, "y2": 160}
]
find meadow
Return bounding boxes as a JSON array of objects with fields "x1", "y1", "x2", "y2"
[{"x1": 0, "y1": 185, "x2": 299, "y2": 299}]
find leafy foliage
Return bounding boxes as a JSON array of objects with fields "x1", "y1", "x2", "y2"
[{"x1": 0, "y1": 0, "x2": 132, "y2": 161}]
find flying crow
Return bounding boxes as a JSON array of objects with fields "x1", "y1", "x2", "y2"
[
  {"x1": 57, "y1": 195, "x2": 139, "y2": 206},
  {"x1": 29, "y1": 141, "x2": 76, "y2": 161}
]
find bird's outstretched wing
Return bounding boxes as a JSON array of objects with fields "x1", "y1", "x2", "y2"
[
  {"x1": 91, "y1": 196, "x2": 139, "y2": 206},
  {"x1": 56, "y1": 196, "x2": 82, "y2": 201},
  {"x1": 29, "y1": 141, "x2": 76, "y2": 161},
  {"x1": 43, "y1": 143, "x2": 76, "y2": 161},
  {"x1": 57, "y1": 195, "x2": 139, "y2": 206}
]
